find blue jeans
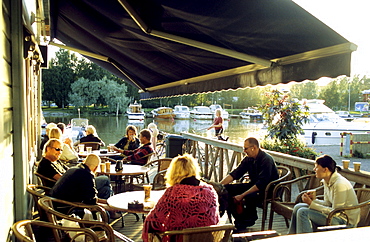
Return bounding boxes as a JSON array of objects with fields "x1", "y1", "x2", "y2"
[
  {"x1": 288, "y1": 203, "x2": 346, "y2": 234},
  {"x1": 95, "y1": 175, "x2": 113, "y2": 199}
]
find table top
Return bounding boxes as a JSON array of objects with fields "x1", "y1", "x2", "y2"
[
  {"x1": 107, "y1": 190, "x2": 165, "y2": 213},
  {"x1": 97, "y1": 164, "x2": 149, "y2": 176},
  {"x1": 78, "y1": 150, "x2": 119, "y2": 157}
]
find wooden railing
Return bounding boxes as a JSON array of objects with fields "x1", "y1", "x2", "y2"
[{"x1": 181, "y1": 133, "x2": 370, "y2": 187}]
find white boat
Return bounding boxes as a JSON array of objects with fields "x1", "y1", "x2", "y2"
[
  {"x1": 127, "y1": 102, "x2": 145, "y2": 122},
  {"x1": 301, "y1": 99, "x2": 370, "y2": 145},
  {"x1": 209, "y1": 104, "x2": 229, "y2": 119},
  {"x1": 66, "y1": 118, "x2": 89, "y2": 143},
  {"x1": 151, "y1": 107, "x2": 175, "y2": 119},
  {"x1": 173, "y1": 105, "x2": 190, "y2": 119},
  {"x1": 190, "y1": 106, "x2": 213, "y2": 120},
  {"x1": 239, "y1": 108, "x2": 263, "y2": 121}
]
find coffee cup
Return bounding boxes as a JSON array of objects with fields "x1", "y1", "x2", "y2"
[
  {"x1": 78, "y1": 144, "x2": 85, "y2": 154},
  {"x1": 100, "y1": 163, "x2": 106, "y2": 173},
  {"x1": 105, "y1": 161, "x2": 111, "y2": 172},
  {"x1": 307, "y1": 189, "x2": 316, "y2": 200},
  {"x1": 342, "y1": 160, "x2": 350, "y2": 169},
  {"x1": 86, "y1": 147, "x2": 92, "y2": 154},
  {"x1": 143, "y1": 184, "x2": 152, "y2": 202},
  {"x1": 353, "y1": 162, "x2": 361, "y2": 172},
  {"x1": 108, "y1": 144, "x2": 115, "y2": 152}
]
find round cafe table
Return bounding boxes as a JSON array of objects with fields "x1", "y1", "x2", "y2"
[
  {"x1": 78, "y1": 150, "x2": 119, "y2": 158},
  {"x1": 96, "y1": 164, "x2": 149, "y2": 192},
  {"x1": 107, "y1": 190, "x2": 165, "y2": 214}
]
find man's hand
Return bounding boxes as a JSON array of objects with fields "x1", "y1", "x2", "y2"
[{"x1": 234, "y1": 194, "x2": 244, "y2": 202}]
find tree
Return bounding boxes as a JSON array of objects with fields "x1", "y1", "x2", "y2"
[{"x1": 42, "y1": 49, "x2": 78, "y2": 108}]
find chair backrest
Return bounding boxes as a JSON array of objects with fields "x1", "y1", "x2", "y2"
[
  {"x1": 355, "y1": 188, "x2": 370, "y2": 227},
  {"x1": 146, "y1": 158, "x2": 172, "y2": 190},
  {"x1": 38, "y1": 196, "x2": 114, "y2": 241},
  {"x1": 265, "y1": 165, "x2": 292, "y2": 199},
  {"x1": 12, "y1": 219, "x2": 99, "y2": 242},
  {"x1": 26, "y1": 184, "x2": 51, "y2": 220},
  {"x1": 80, "y1": 142, "x2": 101, "y2": 150},
  {"x1": 34, "y1": 172, "x2": 57, "y2": 188},
  {"x1": 163, "y1": 224, "x2": 235, "y2": 242}
]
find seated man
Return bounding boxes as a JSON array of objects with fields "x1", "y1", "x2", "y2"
[
  {"x1": 220, "y1": 137, "x2": 279, "y2": 232},
  {"x1": 50, "y1": 154, "x2": 118, "y2": 217},
  {"x1": 113, "y1": 129, "x2": 153, "y2": 166},
  {"x1": 37, "y1": 139, "x2": 112, "y2": 199}
]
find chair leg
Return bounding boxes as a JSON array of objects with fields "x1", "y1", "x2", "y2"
[
  {"x1": 268, "y1": 206, "x2": 274, "y2": 230},
  {"x1": 284, "y1": 217, "x2": 290, "y2": 228},
  {"x1": 261, "y1": 203, "x2": 267, "y2": 231}
]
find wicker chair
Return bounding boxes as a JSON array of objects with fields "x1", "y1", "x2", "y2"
[
  {"x1": 144, "y1": 158, "x2": 172, "y2": 189},
  {"x1": 38, "y1": 196, "x2": 134, "y2": 242},
  {"x1": 12, "y1": 219, "x2": 99, "y2": 242},
  {"x1": 149, "y1": 224, "x2": 234, "y2": 242},
  {"x1": 325, "y1": 188, "x2": 370, "y2": 227},
  {"x1": 26, "y1": 184, "x2": 51, "y2": 220},
  {"x1": 35, "y1": 172, "x2": 57, "y2": 188},
  {"x1": 268, "y1": 174, "x2": 323, "y2": 230},
  {"x1": 80, "y1": 142, "x2": 101, "y2": 150},
  {"x1": 260, "y1": 165, "x2": 292, "y2": 230}
]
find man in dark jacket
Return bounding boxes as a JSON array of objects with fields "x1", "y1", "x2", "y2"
[{"x1": 220, "y1": 137, "x2": 279, "y2": 231}]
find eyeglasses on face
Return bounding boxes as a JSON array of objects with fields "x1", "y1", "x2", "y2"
[
  {"x1": 50, "y1": 147, "x2": 63, "y2": 152},
  {"x1": 243, "y1": 146, "x2": 254, "y2": 152}
]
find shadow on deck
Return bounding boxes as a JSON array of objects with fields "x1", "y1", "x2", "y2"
[{"x1": 112, "y1": 206, "x2": 289, "y2": 241}]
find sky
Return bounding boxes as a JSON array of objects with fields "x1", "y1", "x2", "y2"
[{"x1": 293, "y1": 0, "x2": 370, "y2": 77}]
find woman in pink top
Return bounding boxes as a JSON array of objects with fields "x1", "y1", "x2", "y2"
[
  {"x1": 142, "y1": 154, "x2": 220, "y2": 242},
  {"x1": 208, "y1": 109, "x2": 228, "y2": 141}
]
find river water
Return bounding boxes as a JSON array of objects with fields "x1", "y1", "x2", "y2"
[{"x1": 44, "y1": 115, "x2": 264, "y2": 147}]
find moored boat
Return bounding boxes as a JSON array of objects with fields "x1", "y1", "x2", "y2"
[
  {"x1": 301, "y1": 99, "x2": 370, "y2": 145},
  {"x1": 151, "y1": 107, "x2": 175, "y2": 119},
  {"x1": 190, "y1": 106, "x2": 213, "y2": 120},
  {"x1": 173, "y1": 105, "x2": 190, "y2": 119},
  {"x1": 209, "y1": 104, "x2": 229, "y2": 119},
  {"x1": 127, "y1": 102, "x2": 145, "y2": 122},
  {"x1": 239, "y1": 108, "x2": 262, "y2": 121}
]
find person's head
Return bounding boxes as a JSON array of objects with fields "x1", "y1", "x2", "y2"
[
  {"x1": 57, "y1": 122, "x2": 66, "y2": 133},
  {"x1": 139, "y1": 129, "x2": 151, "y2": 144},
  {"x1": 215, "y1": 109, "x2": 222, "y2": 117},
  {"x1": 243, "y1": 137, "x2": 260, "y2": 158},
  {"x1": 48, "y1": 127, "x2": 62, "y2": 140},
  {"x1": 86, "y1": 125, "x2": 97, "y2": 136},
  {"x1": 314, "y1": 155, "x2": 339, "y2": 180},
  {"x1": 125, "y1": 125, "x2": 137, "y2": 137},
  {"x1": 165, "y1": 154, "x2": 200, "y2": 186},
  {"x1": 43, "y1": 138, "x2": 63, "y2": 161},
  {"x1": 148, "y1": 123, "x2": 157, "y2": 131},
  {"x1": 83, "y1": 154, "x2": 101, "y2": 173},
  {"x1": 45, "y1": 123, "x2": 57, "y2": 136}
]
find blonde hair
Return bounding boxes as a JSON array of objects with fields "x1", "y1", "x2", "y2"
[
  {"x1": 84, "y1": 153, "x2": 101, "y2": 170},
  {"x1": 215, "y1": 109, "x2": 222, "y2": 116},
  {"x1": 86, "y1": 125, "x2": 97, "y2": 136},
  {"x1": 126, "y1": 125, "x2": 137, "y2": 137},
  {"x1": 48, "y1": 127, "x2": 62, "y2": 140},
  {"x1": 165, "y1": 154, "x2": 200, "y2": 186},
  {"x1": 42, "y1": 138, "x2": 62, "y2": 157}
]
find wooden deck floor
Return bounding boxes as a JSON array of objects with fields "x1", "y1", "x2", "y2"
[{"x1": 111, "y1": 206, "x2": 290, "y2": 241}]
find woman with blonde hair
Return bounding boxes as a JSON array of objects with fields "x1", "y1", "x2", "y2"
[
  {"x1": 142, "y1": 154, "x2": 220, "y2": 242},
  {"x1": 48, "y1": 127, "x2": 79, "y2": 163}
]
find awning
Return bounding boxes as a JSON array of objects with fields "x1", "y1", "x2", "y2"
[{"x1": 49, "y1": 0, "x2": 356, "y2": 100}]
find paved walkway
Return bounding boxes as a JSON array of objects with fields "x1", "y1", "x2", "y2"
[{"x1": 308, "y1": 145, "x2": 370, "y2": 172}]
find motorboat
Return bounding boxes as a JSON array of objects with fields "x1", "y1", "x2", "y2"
[
  {"x1": 239, "y1": 108, "x2": 263, "y2": 121},
  {"x1": 190, "y1": 106, "x2": 213, "y2": 120},
  {"x1": 66, "y1": 118, "x2": 88, "y2": 143},
  {"x1": 301, "y1": 99, "x2": 370, "y2": 145},
  {"x1": 151, "y1": 107, "x2": 175, "y2": 119},
  {"x1": 209, "y1": 104, "x2": 229, "y2": 119},
  {"x1": 173, "y1": 105, "x2": 190, "y2": 119},
  {"x1": 126, "y1": 102, "x2": 145, "y2": 122}
]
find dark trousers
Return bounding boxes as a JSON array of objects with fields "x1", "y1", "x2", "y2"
[{"x1": 224, "y1": 183, "x2": 261, "y2": 228}]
